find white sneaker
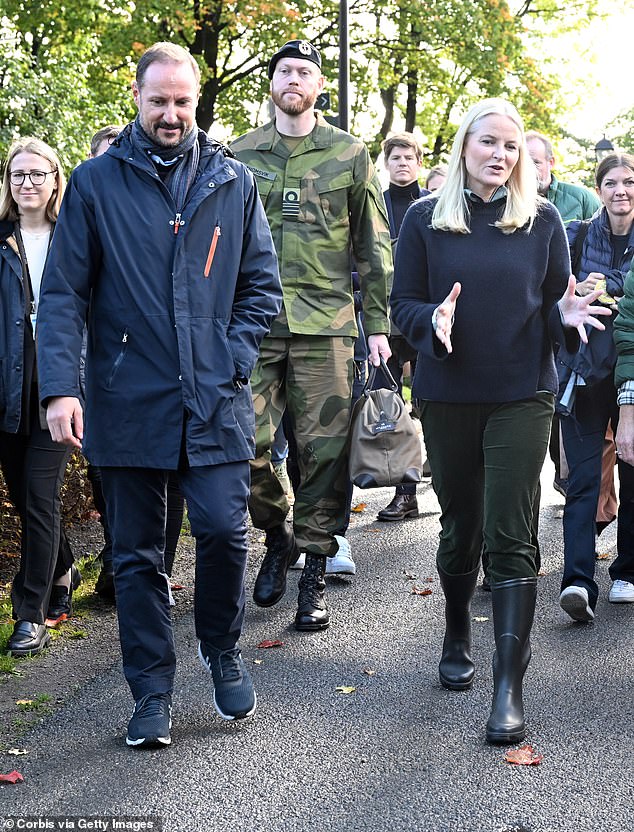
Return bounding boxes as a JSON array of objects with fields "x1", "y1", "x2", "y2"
[
  {"x1": 559, "y1": 586, "x2": 594, "y2": 622},
  {"x1": 608, "y1": 580, "x2": 634, "y2": 603},
  {"x1": 289, "y1": 551, "x2": 305, "y2": 570},
  {"x1": 325, "y1": 535, "x2": 356, "y2": 575}
]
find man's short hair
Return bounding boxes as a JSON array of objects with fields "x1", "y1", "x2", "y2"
[
  {"x1": 90, "y1": 125, "x2": 121, "y2": 158},
  {"x1": 525, "y1": 130, "x2": 554, "y2": 161},
  {"x1": 382, "y1": 133, "x2": 423, "y2": 165},
  {"x1": 136, "y1": 42, "x2": 200, "y2": 88}
]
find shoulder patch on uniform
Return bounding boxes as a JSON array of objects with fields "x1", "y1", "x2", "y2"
[{"x1": 245, "y1": 165, "x2": 277, "y2": 182}]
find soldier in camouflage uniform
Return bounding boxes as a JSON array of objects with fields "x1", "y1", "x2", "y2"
[{"x1": 232, "y1": 39, "x2": 392, "y2": 631}]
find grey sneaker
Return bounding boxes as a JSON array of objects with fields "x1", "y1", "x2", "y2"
[
  {"x1": 198, "y1": 643, "x2": 257, "y2": 721},
  {"x1": 559, "y1": 586, "x2": 594, "y2": 622},
  {"x1": 608, "y1": 580, "x2": 634, "y2": 603},
  {"x1": 325, "y1": 535, "x2": 356, "y2": 575},
  {"x1": 126, "y1": 693, "x2": 172, "y2": 747}
]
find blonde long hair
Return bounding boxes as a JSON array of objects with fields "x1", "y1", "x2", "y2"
[
  {"x1": 432, "y1": 98, "x2": 539, "y2": 235},
  {"x1": 0, "y1": 137, "x2": 66, "y2": 223}
]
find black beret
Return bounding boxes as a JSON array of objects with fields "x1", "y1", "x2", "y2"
[{"x1": 268, "y1": 40, "x2": 322, "y2": 79}]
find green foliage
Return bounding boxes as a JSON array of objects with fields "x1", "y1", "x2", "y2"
[{"x1": 0, "y1": 0, "x2": 605, "y2": 174}]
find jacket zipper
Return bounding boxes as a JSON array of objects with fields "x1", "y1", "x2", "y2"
[
  {"x1": 107, "y1": 329, "x2": 129, "y2": 387},
  {"x1": 204, "y1": 225, "x2": 221, "y2": 278}
]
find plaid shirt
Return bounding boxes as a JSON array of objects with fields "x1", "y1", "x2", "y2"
[{"x1": 617, "y1": 379, "x2": 634, "y2": 406}]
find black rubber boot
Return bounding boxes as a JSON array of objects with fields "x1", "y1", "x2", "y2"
[
  {"x1": 295, "y1": 555, "x2": 330, "y2": 631},
  {"x1": 486, "y1": 577, "x2": 537, "y2": 745},
  {"x1": 438, "y1": 565, "x2": 479, "y2": 690},
  {"x1": 253, "y1": 522, "x2": 299, "y2": 608}
]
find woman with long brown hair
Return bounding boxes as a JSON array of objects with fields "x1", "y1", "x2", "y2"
[{"x1": 0, "y1": 137, "x2": 77, "y2": 656}]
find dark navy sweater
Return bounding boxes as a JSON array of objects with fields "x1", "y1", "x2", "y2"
[{"x1": 391, "y1": 195, "x2": 571, "y2": 403}]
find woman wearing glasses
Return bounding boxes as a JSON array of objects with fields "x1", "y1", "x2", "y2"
[{"x1": 0, "y1": 137, "x2": 78, "y2": 656}]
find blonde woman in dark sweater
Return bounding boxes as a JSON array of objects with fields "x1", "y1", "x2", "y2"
[{"x1": 391, "y1": 98, "x2": 610, "y2": 744}]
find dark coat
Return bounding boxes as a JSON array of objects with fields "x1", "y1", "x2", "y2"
[
  {"x1": 567, "y1": 207, "x2": 634, "y2": 295},
  {"x1": 556, "y1": 207, "x2": 634, "y2": 413},
  {"x1": 0, "y1": 220, "x2": 29, "y2": 433},
  {"x1": 37, "y1": 128, "x2": 282, "y2": 468}
]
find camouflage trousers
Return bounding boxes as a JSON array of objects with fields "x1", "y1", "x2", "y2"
[{"x1": 248, "y1": 334, "x2": 355, "y2": 557}]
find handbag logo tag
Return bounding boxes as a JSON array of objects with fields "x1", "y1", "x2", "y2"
[{"x1": 371, "y1": 414, "x2": 396, "y2": 435}]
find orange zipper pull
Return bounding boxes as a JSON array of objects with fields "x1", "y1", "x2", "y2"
[
  {"x1": 173, "y1": 212, "x2": 182, "y2": 235},
  {"x1": 204, "y1": 225, "x2": 221, "y2": 277}
]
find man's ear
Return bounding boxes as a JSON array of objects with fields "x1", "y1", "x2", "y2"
[{"x1": 132, "y1": 80, "x2": 140, "y2": 107}]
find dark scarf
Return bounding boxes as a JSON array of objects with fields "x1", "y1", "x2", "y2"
[{"x1": 131, "y1": 117, "x2": 200, "y2": 213}]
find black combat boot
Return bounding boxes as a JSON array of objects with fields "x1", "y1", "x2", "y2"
[
  {"x1": 438, "y1": 565, "x2": 479, "y2": 690},
  {"x1": 253, "y1": 522, "x2": 299, "y2": 607},
  {"x1": 486, "y1": 577, "x2": 537, "y2": 744},
  {"x1": 294, "y1": 554, "x2": 330, "y2": 631}
]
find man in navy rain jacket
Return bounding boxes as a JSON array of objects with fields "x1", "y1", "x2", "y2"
[{"x1": 36, "y1": 42, "x2": 282, "y2": 748}]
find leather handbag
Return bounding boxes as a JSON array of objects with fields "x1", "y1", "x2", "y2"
[{"x1": 348, "y1": 358, "x2": 423, "y2": 488}]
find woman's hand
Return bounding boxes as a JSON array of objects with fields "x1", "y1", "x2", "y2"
[
  {"x1": 575, "y1": 271, "x2": 605, "y2": 297},
  {"x1": 433, "y1": 282, "x2": 461, "y2": 354},
  {"x1": 558, "y1": 275, "x2": 612, "y2": 344}
]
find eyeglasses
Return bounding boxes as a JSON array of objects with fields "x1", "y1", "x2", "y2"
[{"x1": 9, "y1": 169, "x2": 57, "y2": 186}]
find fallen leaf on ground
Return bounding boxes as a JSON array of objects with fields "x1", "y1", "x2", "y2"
[
  {"x1": 362, "y1": 667, "x2": 376, "y2": 676},
  {"x1": 411, "y1": 586, "x2": 432, "y2": 596},
  {"x1": 15, "y1": 700, "x2": 33, "y2": 706},
  {"x1": 335, "y1": 685, "x2": 356, "y2": 694},
  {"x1": 473, "y1": 616, "x2": 489, "y2": 622},
  {"x1": 403, "y1": 571, "x2": 416, "y2": 581},
  {"x1": 7, "y1": 749, "x2": 27, "y2": 755},
  {"x1": 351, "y1": 502, "x2": 367, "y2": 513},
  {"x1": 596, "y1": 552, "x2": 611, "y2": 560},
  {"x1": 257, "y1": 639, "x2": 285, "y2": 649},
  {"x1": 0, "y1": 770, "x2": 24, "y2": 783},
  {"x1": 253, "y1": 659, "x2": 263, "y2": 665},
  {"x1": 170, "y1": 583, "x2": 188, "y2": 590},
  {"x1": 504, "y1": 745, "x2": 543, "y2": 766}
]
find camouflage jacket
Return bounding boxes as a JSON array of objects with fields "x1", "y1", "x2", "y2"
[{"x1": 231, "y1": 113, "x2": 392, "y2": 338}]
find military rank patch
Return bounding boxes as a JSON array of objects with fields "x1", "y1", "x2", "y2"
[{"x1": 282, "y1": 187, "x2": 300, "y2": 220}]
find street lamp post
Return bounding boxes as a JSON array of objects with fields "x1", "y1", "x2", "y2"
[
  {"x1": 594, "y1": 135, "x2": 614, "y2": 162},
  {"x1": 338, "y1": 0, "x2": 349, "y2": 132}
]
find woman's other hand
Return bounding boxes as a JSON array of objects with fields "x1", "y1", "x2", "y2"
[
  {"x1": 575, "y1": 271, "x2": 605, "y2": 297},
  {"x1": 433, "y1": 282, "x2": 461, "y2": 354},
  {"x1": 558, "y1": 275, "x2": 612, "y2": 344}
]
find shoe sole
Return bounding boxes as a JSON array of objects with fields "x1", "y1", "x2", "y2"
[
  {"x1": 294, "y1": 620, "x2": 330, "y2": 632},
  {"x1": 126, "y1": 732, "x2": 172, "y2": 747},
  {"x1": 486, "y1": 726, "x2": 527, "y2": 745},
  {"x1": 376, "y1": 511, "x2": 419, "y2": 522},
  {"x1": 560, "y1": 591, "x2": 594, "y2": 622},
  {"x1": 439, "y1": 674, "x2": 474, "y2": 691},
  {"x1": 608, "y1": 595, "x2": 634, "y2": 603},
  {"x1": 326, "y1": 564, "x2": 356, "y2": 576},
  {"x1": 45, "y1": 613, "x2": 68, "y2": 628}
]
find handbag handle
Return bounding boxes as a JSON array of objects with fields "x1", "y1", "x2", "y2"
[{"x1": 363, "y1": 356, "x2": 399, "y2": 394}]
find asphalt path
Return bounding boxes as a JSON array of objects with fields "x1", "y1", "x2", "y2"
[{"x1": 1, "y1": 461, "x2": 633, "y2": 832}]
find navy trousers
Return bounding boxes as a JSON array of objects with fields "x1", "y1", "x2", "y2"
[
  {"x1": 561, "y1": 378, "x2": 634, "y2": 609},
  {"x1": 100, "y1": 461, "x2": 250, "y2": 700}
]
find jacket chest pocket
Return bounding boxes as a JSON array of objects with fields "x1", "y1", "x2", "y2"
[
  {"x1": 304, "y1": 170, "x2": 353, "y2": 229},
  {"x1": 254, "y1": 177, "x2": 275, "y2": 209}
]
